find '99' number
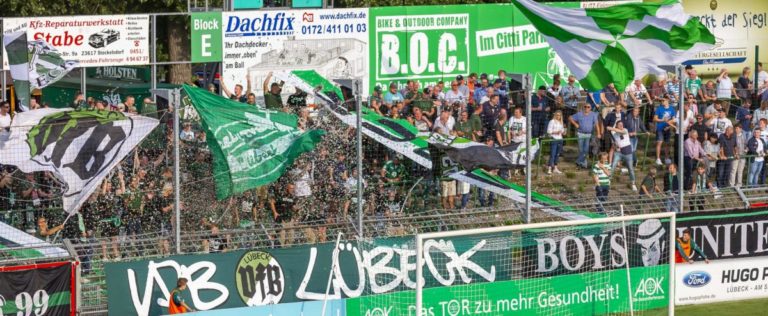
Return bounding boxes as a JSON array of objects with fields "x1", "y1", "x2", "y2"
[{"x1": 0, "y1": 290, "x2": 50, "y2": 316}]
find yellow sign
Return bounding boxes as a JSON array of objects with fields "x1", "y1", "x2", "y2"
[{"x1": 683, "y1": 0, "x2": 768, "y2": 75}]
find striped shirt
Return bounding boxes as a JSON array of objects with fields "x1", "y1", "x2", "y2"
[{"x1": 593, "y1": 163, "x2": 612, "y2": 186}]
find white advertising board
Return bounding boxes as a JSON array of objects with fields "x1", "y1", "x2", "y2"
[
  {"x1": 676, "y1": 256, "x2": 768, "y2": 305},
  {"x1": 3, "y1": 15, "x2": 150, "y2": 69},
  {"x1": 221, "y1": 8, "x2": 369, "y2": 99}
]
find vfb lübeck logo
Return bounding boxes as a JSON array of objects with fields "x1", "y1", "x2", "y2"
[{"x1": 236, "y1": 250, "x2": 285, "y2": 306}]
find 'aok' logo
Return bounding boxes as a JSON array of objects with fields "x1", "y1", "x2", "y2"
[{"x1": 235, "y1": 250, "x2": 284, "y2": 306}]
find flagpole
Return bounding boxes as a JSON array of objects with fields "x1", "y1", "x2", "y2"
[
  {"x1": 173, "y1": 88, "x2": 182, "y2": 254},
  {"x1": 355, "y1": 79, "x2": 363, "y2": 239},
  {"x1": 677, "y1": 65, "x2": 685, "y2": 213},
  {"x1": 525, "y1": 73, "x2": 532, "y2": 224}
]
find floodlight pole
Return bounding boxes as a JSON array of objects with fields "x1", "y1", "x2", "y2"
[
  {"x1": 355, "y1": 80, "x2": 364, "y2": 239},
  {"x1": 173, "y1": 88, "x2": 182, "y2": 254},
  {"x1": 677, "y1": 65, "x2": 685, "y2": 214},
  {"x1": 525, "y1": 74, "x2": 532, "y2": 223}
]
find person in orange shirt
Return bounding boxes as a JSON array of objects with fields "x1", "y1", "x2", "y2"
[
  {"x1": 169, "y1": 278, "x2": 195, "y2": 314},
  {"x1": 675, "y1": 229, "x2": 710, "y2": 264}
]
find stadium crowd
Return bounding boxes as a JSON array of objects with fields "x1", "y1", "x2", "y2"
[{"x1": 1, "y1": 63, "x2": 768, "y2": 258}]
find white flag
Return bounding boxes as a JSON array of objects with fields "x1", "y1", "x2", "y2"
[{"x1": 0, "y1": 108, "x2": 158, "y2": 214}]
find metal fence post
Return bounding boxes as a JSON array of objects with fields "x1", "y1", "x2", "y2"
[
  {"x1": 677, "y1": 65, "x2": 685, "y2": 213},
  {"x1": 151, "y1": 14, "x2": 158, "y2": 101},
  {"x1": 525, "y1": 73, "x2": 532, "y2": 223},
  {"x1": 356, "y1": 79, "x2": 363, "y2": 238},
  {"x1": 173, "y1": 88, "x2": 182, "y2": 254}
]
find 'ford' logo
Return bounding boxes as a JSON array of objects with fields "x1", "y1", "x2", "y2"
[{"x1": 683, "y1": 271, "x2": 711, "y2": 288}]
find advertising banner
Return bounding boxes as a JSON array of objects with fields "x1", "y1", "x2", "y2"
[
  {"x1": 2, "y1": 15, "x2": 150, "y2": 68},
  {"x1": 683, "y1": 0, "x2": 768, "y2": 75},
  {"x1": 185, "y1": 299, "x2": 345, "y2": 316},
  {"x1": 0, "y1": 262, "x2": 75, "y2": 316},
  {"x1": 675, "y1": 209, "x2": 768, "y2": 260},
  {"x1": 104, "y1": 238, "x2": 500, "y2": 316},
  {"x1": 220, "y1": 8, "x2": 369, "y2": 97},
  {"x1": 368, "y1": 3, "x2": 579, "y2": 92},
  {"x1": 347, "y1": 266, "x2": 669, "y2": 316},
  {"x1": 675, "y1": 257, "x2": 768, "y2": 305}
]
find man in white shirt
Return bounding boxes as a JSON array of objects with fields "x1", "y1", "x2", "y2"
[
  {"x1": 0, "y1": 101, "x2": 11, "y2": 141},
  {"x1": 509, "y1": 107, "x2": 527, "y2": 144},
  {"x1": 758, "y1": 62, "x2": 768, "y2": 91},
  {"x1": 444, "y1": 80, "x2": 465, "y2": 105},
  {"x1": 432, "y1": 110, "x2": 455, "y2": 135},
  {"x1": 716, "y1": 68, "x2": 736, "y2": 115}
]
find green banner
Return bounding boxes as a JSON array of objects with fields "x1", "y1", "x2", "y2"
[
  {"x1": 368, "y1": 3, "x2": 579, "y2": 91},
  {"x1": 346, "y1": 265, "x2": 669, "y2": 316},
  {"x1": 191, "y1": 12, "x2": 223, "y2": 63},
  {"x1": 183, "y1": 84, "x2": 325, "y2": 199}
]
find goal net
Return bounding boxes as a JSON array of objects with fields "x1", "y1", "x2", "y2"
[{"x1": 350, "y1": 212, "x2": 675, "y2": 316}]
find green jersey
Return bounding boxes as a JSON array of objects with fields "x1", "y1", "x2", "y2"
[
  {"x1": 685, "y1": 77, "x2": 702, "y2": 97},
  {"x1": 592, "y1": 163, "x2": 611, "y2": 186},
  {"x1": 383, "y1": 161, "x2": 406, "y2": 180},
  {"x1": 455, "y1": 119, "x2": 474, "y2": 139},
  {"x1": 264, "y1": 92, "x2": 283, "y2": 111}
]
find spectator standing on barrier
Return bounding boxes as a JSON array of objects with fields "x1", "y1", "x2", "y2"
[
  {"x1": 716, "y1": 68, "x2": 736, "y2": 115},
  {"x1": 654, "y1": 98, "x2": 676, "y2": 165},
  {"x1": 747, "y1": 128, "x2": 766, "y2": 186},
  {"x1": 263, "y1": 72, "x2": 284, "y2": 111},
  {"x1": 731, "y1": 126, "x2": 748, "y2": 187},
  {"x1": 547, "y1": 110, "x2": 565, "y2": 175},
  {"x1": 684, "y1": 130, "x2": 707, "y2": 190},
  {"x1": 663, "y1": 163, "x2": 680, "y2": 213},
  {"x1": 640, "y1": 167, "x2": 661, "y2": 198},
  {"x1": 221, "y1": 75, "x2": 248, "y2": 103},
  {"x1": 35, "y1": 216, "x2": 64, "y2": 242},
  {"x1": 202, "y1": 223, "x2": 229, "y2": 253},
  {"x1": 530, "y1": 86, "x2": 550, "y2": 138},
  {"x1": 675, "y1": 229, "x2": 709, "y2": 264},
  {"x1": 169, "y1": 278, "x2": 195, "y2": 314},
  {"x1": 570, "y1": 104, "x2": 601, "y2": 169},
  {"x1": 560, "y1": 75, "x2": 580, "y2": 121},
  {"x1": 717, "y1": 126, "x2": 737, "y2": 188},
  {"x1": 593, "y1": 152, "x2": 612, "y2": 211}
]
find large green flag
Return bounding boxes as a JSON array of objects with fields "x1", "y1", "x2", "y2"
[
  {"x1": 513, "y1": 0, "x2": 715, "y2": 91},
  {"x1": 183, "y1": 85, "x2": 325, "y2": 199}
]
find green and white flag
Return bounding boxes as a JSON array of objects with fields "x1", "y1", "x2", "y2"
[
  {"x1": 3, "y1": 24, "x2": 78, "y2": 112},
  {"x1": 183, "y1": 85, "x2": 325, "y2": 200},
  {"x1": 0, "y1": 108, "x2": 158, "y2": 214},
  {"x1": 513, "y1": 0, "x2": 715, "y2": 91}
]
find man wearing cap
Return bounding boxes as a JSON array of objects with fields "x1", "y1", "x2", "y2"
[
  {"x1": 263, "y1": 72, "x2": 284, "y2": 111},
  {"x1": 456, "y1": 75, "x2": 469, "y2": 97},
  {"x1": 384, "y1": 82, "x2": 404, "y2": 106},
  {"x1": 530, "y1": 86, "x2": 549, "y2": 138},
  {"x1": 370, "y1": 86, "x2": 385, "y2": 115},
  {"x1": 413, "y1": 88, "x2": 437, "y2": 120}
]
